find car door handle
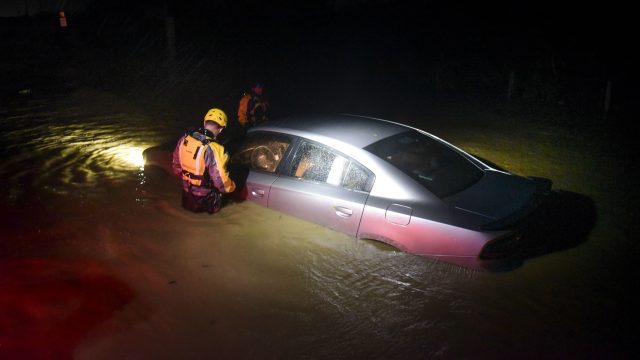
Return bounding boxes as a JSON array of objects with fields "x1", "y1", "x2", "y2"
[
  {"x1": 334, "y1": 206, "x2": 353, "y2": 218},
  {"x1": 251, "y1": 188, "x2": 265, "y2": 197}
]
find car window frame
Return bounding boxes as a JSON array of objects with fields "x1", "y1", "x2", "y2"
[
  {"x1": 281, "y1": 137, "x2": 375, "y2": 193},
  {"x1": 232, "y1": 130, "x2": 296, "y2": 175}
]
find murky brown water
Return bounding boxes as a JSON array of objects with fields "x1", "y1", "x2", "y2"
[{"x1": 0, "y1": 89, "x2": 633, "y2": 358}]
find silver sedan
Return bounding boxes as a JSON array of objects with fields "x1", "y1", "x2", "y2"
[{"x1": 231, "y1": 114, "x2": 552, "y2": 269}]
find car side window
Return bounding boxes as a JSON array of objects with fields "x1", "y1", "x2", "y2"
[
  {"x1": 232, "y1": 132, "x2": 291, "y2": 173},
  {"x1": 288, "y1": 141, "x2": 373, "y2": 192},
  {"x1": 343, "y1": 161, "x2": 374, "y2": 192}
]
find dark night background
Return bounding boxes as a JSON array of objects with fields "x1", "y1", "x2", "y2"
[{"x1": 1, "y1": 0, "x2": 633, "y2": 128}]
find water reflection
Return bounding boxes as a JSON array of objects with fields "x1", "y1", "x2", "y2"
[
  {"x1": 101, "y1": 145, "x2": 146, "y2": 168},
  {"x1": 0, "y1": 93, "x2": 172, "y2": 196}
]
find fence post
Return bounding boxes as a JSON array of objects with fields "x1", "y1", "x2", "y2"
[
  {"x1": 603, "y1": 79, "x2": 612, "y2": 121},
  {"x1": 164, "y1": 1, "x2": 176, "y2": 64},
  {"x1": 506, "y1": 70, "x2": 515, "y2": 103}
]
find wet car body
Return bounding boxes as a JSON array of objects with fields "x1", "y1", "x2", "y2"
[{"x1": 232, "y1": 114, "x2": 552, "y2": 269}]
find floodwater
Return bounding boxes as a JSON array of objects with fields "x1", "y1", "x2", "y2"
[{"x1": 0, "y1": 88, "x2": 634, "y2": 359}]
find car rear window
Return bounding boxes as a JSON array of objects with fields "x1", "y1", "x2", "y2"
[{"x1": 364, "y1": 130, "x2": 483, "y2": 197}]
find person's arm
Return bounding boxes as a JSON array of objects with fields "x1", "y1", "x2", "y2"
[
  {"x1": 172, "y1": 136, "x2": 185, "y2": 176},
  {"x1": 237, "y1": 94, "x2": 249, "y2": 127},
  {"x1": 205, "y1": 144, "x2": 236, "y2": 193}
]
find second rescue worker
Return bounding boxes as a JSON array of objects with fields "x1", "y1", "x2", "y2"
[
  {"x1": 237, "y1": 82, "x2": 269, "y2": 128},
  {"x1": 172, "y1": 108, "x2": 236, "y2": 214}
]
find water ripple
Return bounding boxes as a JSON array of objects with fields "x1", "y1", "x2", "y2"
[{"x1": 0, "y1": 93, "x2": 174, "y2": 194}]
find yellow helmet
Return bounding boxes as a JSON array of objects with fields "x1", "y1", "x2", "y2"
[{"x1": 203, "y1": 108, "x2": 228, "y2": 128}]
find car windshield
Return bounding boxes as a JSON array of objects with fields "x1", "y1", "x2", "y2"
[{"x1": 364, "y1": 130, "x2": 483, "y2": 198}]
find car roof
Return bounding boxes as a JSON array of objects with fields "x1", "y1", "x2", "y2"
[{"x1": 256, "y1": 114, "x2": 410, "y2": 149}]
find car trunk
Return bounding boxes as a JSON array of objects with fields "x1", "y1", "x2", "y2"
[{"x1": 444, "y1": 170, "x2": 551, "y2": 230}]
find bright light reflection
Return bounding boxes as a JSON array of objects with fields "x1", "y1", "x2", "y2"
[{"x1": 111, "y1": 146, "x2": 145, "y2": 168}]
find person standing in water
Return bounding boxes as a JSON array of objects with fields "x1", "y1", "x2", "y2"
[{"x1": 172, "y1": 108, "x2": 236, "y2": 213}]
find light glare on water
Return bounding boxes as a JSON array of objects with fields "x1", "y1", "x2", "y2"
[
  {"x1": 0, "y1": 92, "x2": 171, "y2": 192},
  {"x1": 103, "y1": 145, "x2": 146, "y2": 168}
]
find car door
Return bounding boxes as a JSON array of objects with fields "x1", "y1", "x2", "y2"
[
  {"x1": 268, "y1": 140, "x2": 374, "y2": 237},
  {"x1": 232, "y1": 132, "x2": 293, "y2": 207}
]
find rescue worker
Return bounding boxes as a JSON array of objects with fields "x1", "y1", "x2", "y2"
[
  {"x1": 172, "y1": 108, "x2": 236, "y2": 214},
  {"x1": 237, "y1": 82, "x2": 269, "y2": 128}
]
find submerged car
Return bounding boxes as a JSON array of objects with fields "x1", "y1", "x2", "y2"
[{"x1": 230, "y1": 114, "x2": 551, "y2": 269}]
